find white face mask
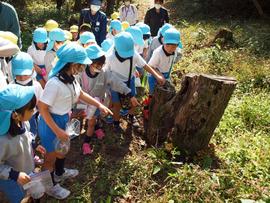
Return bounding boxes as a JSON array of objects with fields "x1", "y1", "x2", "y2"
[
  {"x1": 16, "y1": 77, "x2": 32, "y2": 86},
  {"x1": 154, "y1": 4, "x2": 161, "y2": 9},
  {"x1": 125, "y1": 1, "x2": 130, "y2": 6},
  {"x1": 91, "y1": 5, "x2": 101, "y2": 13}
]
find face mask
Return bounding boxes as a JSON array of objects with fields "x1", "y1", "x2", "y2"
[
  {"x1": 16, "y1": 77, "x2": 32, "y2": 86},
  {"x1": 91, "y1": 5, "x2": 101, "y2": 13},
  {"x1": 125, "y1": 1, "x2": 130, "y2": 6},
  {"x1": 154, "y1": 4, "x2": 161, "y2": 9}
]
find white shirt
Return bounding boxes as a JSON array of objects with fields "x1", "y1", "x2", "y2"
[
  {"x1": 148, "y1": 45, "x2": 176, "y2": 73},
  {"x1": 119, "y1": 5, "x2": 138, "y2": 25},
  {"x1": 41, "y1": 77, "x2": 81, "y2": 115},
  {"x1": 106, "y1": 51, "x2": 146, "y2": 82},
  {"x1": 27, "y1": 44, "x2": 46, "y2": 66},
  {"x1": 0, "y1": 68, "x2": 7, "y2": 90},
  {"x1": 106, "y1": 32, "x2": 114, "y2": 40}
]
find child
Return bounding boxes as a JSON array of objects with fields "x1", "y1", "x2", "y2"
[
  {"x1": 11, "y1": 52, "x2": 43, "y2": 139},
  {"x1": 79, "y1": 31, "x2": 96, "y2": 47},
  {"x1": 106, "y1": 32, "x2": 165, "y2": 131},
  {"x1": 119, "y1": 0, "x2": 138, "y2": 26},
  {"x1": 81, "y1": 44, "x2": 132, "y2": 155},
  {"x1": 106, "y1": 19, "x2": 122, "y2": 40},
  {"x1": 27, "y1": 27, "x2": 48, "y2": 88},
  {"x1": 147, "y1": 23, "x2": 173, "y2": 62},
  {"x1": 38, "y1": 42, "x2": 112, "y2": 199},
  {"x1": 136, "y1": 23, "x2": 151, "y2": 59},
  {"x1": 0, "y1": 84, "x2": 46, "y2": 203},
  {"x1": 148, "y1": 27, "x2": 182, "y2": 95},
  {"x1": 44, "y1": 28, "x2": 67, "y2": 81},
  {"x1": 79, "y1": 23, "x2": 92, "y2": 35},
  {"x1": 70, "y1": 25, "x2": 79, "y2": 41}
]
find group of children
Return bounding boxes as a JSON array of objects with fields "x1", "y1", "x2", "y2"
[{"x1": 0, "y1": 11, "x2": 182, "y2": 202}]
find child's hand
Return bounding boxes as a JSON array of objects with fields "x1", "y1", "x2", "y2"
[
  {"x1": 99, "y1": 104, "x2": 113, "y2": 116},
  {"x1": 157, "y1": 75, "x2": 166, "y2": 85},
  {"x1": 36, "y1": 145, "x2": 46, "y2": 155},
  {"x1": 56, "y1": 128, "x2": 69, "y2": 142},
  {"x1": 130, "y1": 97, "x2": 140, "y2": 107},
  {"x1": 17, "y1": 172, "x2": 31, "y2": 186},
  {"x1": 34, "y1": 64, "x2": 42, "y2": 75}
]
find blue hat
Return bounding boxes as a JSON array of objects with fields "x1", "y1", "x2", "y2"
[
  {"x1": 126, "y1": 26, "x2": 144, "y2": 46},
  {"x1": 136, "y1": 23, "x2": 151, "y2": 35},
  {"x1": 12, "y1": 52, "x2": 34, "y2": 78},
  {"x1": 0, "y1": 84, "x2": 35, "y2": 136},
  {"x1": 158, "y1": 23, "x2": 173, "y2": 37},
  {"x1": 33, "y1": 27, "x2": 48, "y2": 43},
  {"x1": 86, "y1": 44, "x2": 105, "y2": 60},
  {"x1": 46, "y1": 28, "x2": 67, "y2": 51},
  {"x1": 163, "y1": 28, "x2": 182, "y2": 48},
  {"x1": 79, "y1": 32, "x2": 96, "y2": 44},
  {"x1": 101, "y1": 38, "x2": 114, "y2": 52},
  {"x1": 110, "y1": 20, "x2": 122, "y2": 32},
  {"x1": 114, "y1": 32, "x2": 134, "y2": 58},
  {"x1": 89, "y1": 0, "x2": 102, "y2": 6},
  {"x1": 49, "y1": 42, "x2": 92, "y2": 78}
]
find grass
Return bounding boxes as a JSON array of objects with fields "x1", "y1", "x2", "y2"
[{"x1": 10, "y1": 0, "x2": 270, "y2": 202}]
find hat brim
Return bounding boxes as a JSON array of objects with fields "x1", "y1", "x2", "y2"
[
  {"x1": 34, "y1": 38, "x2": 48, "y2": 44},
  {"x1": 13, "y1": 69, "x2": 33, "y2": 77},
  {"x1": 117, "y1": 49, "x2": 134, "y2": 58},
  {"x1": 164, "y1": 39, "x2": 180, "y2": 45},
  {"x1": 0, "y1": 111, "x2": 11, "y2": 136},
  {"x1": 49, "y1": 57, "x2": 92, "y2": 79},
  {"x1": 84, "y1": 39, "x2": 96, "y2": 44},
  {"x1": 88, "y1": 51, "x2": 105, "y2": 60}
]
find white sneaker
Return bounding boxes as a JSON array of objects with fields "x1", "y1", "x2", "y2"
[
  {"x1": 46, "y1": 184, "x2": 70, "y2": 200},
  {"x1": 54, "y1": 168, "x2": 79, "y2": 183}
]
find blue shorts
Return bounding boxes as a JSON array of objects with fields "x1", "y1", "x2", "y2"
[
  {"x1": 148, "y1": 72, "x2": 170, "y2": 95},
  {"x1": 111, "y1": 76, "x2": 136, "y2": 103},
  {"x1": 38, "y1": 113, "x2": 69, "y2": 153},
  {"x1": 0, "y1": 179, "x2": 25, "y2": 203},
  {"x1": 36, "y1": 65, "x2": 46, "y2": 81}
]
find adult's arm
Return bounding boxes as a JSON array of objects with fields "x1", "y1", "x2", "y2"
[
  {"x1": 99, "y1": 14, "x2": 107, "y2": 45},
  {"x1": 164, "y1": 9, "x2": 169, "y2": 23}
]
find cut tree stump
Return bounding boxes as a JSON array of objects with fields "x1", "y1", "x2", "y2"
[{"x1": 147, "y1": 73, "x2": 237, "y2": 154}]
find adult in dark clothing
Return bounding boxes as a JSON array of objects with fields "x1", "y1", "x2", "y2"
[
  {"x1": 0, "y1": 1, "x2": 21, "y2": 48},
  {"x1": 78, "y1": 0, "x2": 107, "y2": 46},
  {"x1": 144, "y1": 0, "x2": 169, "y2": 37}
]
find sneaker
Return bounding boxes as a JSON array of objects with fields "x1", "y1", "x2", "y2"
[
  {"x1": 128, "y1": 115, "x2": 140, "y2": 128},
  {"x1": 54, "y1": 168, "x2": 79, "y2": 183},
  {"x1": 95, "y1": 128, "x2": 105, "y2": 140},
  {"x1": 46, "y1": 184, "x2": 70, "y2": 200},
  {"x1": 120, "y1": 109, "x2": 129, "y2": 117},
  {"x1": 82, "y1": 143, "x2": 93, "y2": 155}
]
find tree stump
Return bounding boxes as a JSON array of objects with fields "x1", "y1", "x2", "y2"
[{"x1": 147, "y1": 73, "x2": 237, "y2": 154}]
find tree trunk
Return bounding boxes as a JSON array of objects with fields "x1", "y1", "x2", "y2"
[
  {"x1": 74, "y1": 0, "x2": 82, "y2": 12},
  {"x1": 106, "y1": 0, "x2": 116, "y2": 16},
  {"x1": 147, "y1": 73, "x2": 237, "y2": 154}
]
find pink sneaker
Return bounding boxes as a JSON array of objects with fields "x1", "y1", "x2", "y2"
[
  {"x1": 82, "y1": 143, "x2": 93, "y2": 155},
  {"x1": 95, "y1": 128, "x2": 105, "y2": 140}
]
